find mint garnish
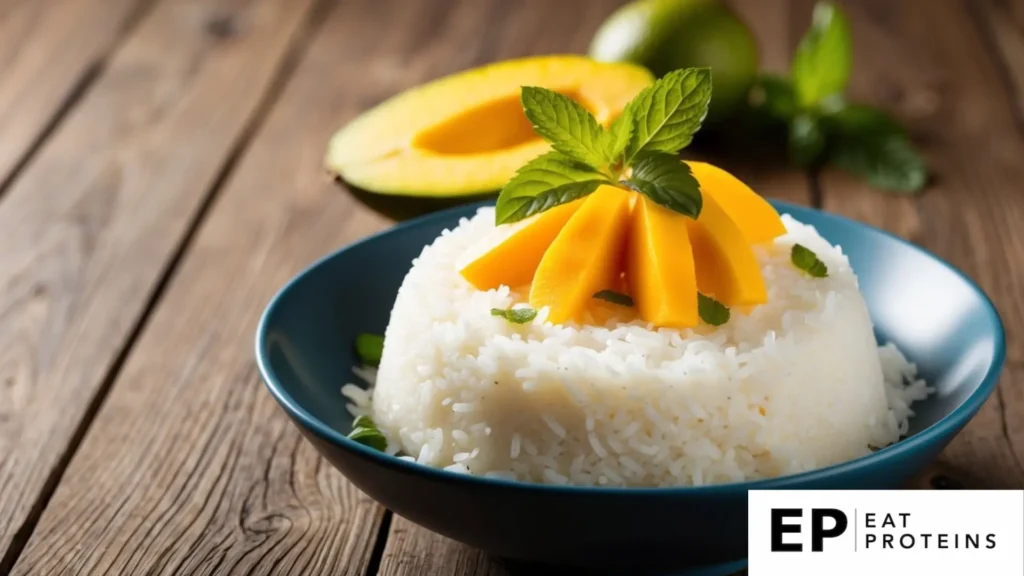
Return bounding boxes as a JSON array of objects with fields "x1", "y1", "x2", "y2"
[
  {"x1": 353, "y1": 414, "x2": 376, "y2": 430},
  {"x1": 495, "y1": 68, "x2": 712, "y2": 224},
  {"x1": 747, "y1": 1, "x2": 927, "y2": 194},
  {"x1": 698, "y1": 293, "x2": 730, "y2": 326},
  {"x1": 791, "y1": 2, "x2": 852, "y2": 107},
  {"x1": 354, "y1": 333, "x2": 384, "y2": 366},
  {"x1": 348, "y1": 426, "x2": 387, "y2": 451},
  {"x1": 626, "y1": 152, "x2": 702, "y2": 218},
  {"x1": 593, "y1": 290, "x2": 634, "y2": 307},
  {"x1": 791, "y1": 244, "x2": 829, "y2": 278},
  {"x1": 625, "y1": 68, "x2": 712, "y2": 160},
  {"x1": 521, "y1": 87, "x2": 610, "y2": 167},
  {"x1": 491, "y1": 307, "x2": 538, "y2": 324}
]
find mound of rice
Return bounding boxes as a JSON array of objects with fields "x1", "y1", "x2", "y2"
[{"x1": 344, "y1": 208, "x2": 931, "y2": 487}]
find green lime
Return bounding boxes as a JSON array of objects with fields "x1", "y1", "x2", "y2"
[{"x1": 589, "y1": 0, "x2": 759, "y2": 123}]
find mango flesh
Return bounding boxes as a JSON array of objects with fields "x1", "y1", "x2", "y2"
[
  {"x1": 529, "y1": 186, "x2": 632, "y2": 323},
  {"x1": 326, "y1": 55, "x2": 653, "y2": 197},
  {"x1": 685, "y1": 193, "x2": 767, "y2": 306},
  {"x1": 687, "y1": 161, "x2": 785, "y2": 244},
  {"x1": 459, "y1": 199, "x2": 584, "y2": 290},
  {"x1": 627, "y1": 194, "x2": 698, "y2": 328}
]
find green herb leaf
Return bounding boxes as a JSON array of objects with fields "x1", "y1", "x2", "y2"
[
  {"x1": 791, "y1": 243, "x2": 829, "y2": 277},
  {"x1": 490, "y1": 307, "x2": 538, "y2": 324},
  {"x1": 698, "y1": 293, "x2": 730, "y2": 326},
  {"x1": 495, "y1": 151, "x2": 610, "y2": 224},
  {"x1": 348, "y1": 426, "x2": 387, "y2": 451},
  {"x1": 749, "y1": 74, "x2": 798, "y2": 123},
  {"x1": 603, "y1": 106, "x2": 635, "y2": 165},
  {"x1": 626, "y1": 152, "x2": 702, "y2": 218},
  {"x1": 353, "y1": 414, "x2": 376, "y2": 429},
  {"x1": 593, "y1": 290, "x2": 634, "y2": 307},
  {"x1": 826, "y1": 104, "x2": 927, "y2": 193},
  {"x1": 522, "y1": 86, "x2": 609, "y2": 168},
  {"x1": 626, "y1": 68, "x2": 712, "y2": 159},
  {"x1": 789, "y1": 112, "x2": 826, "y2": 167},
  {"x1": 791, "y1": 2, "x2": 852, "y2": 107},
  {"x1": 354, "y1": 333, "x2": 384, "y2": 366}
]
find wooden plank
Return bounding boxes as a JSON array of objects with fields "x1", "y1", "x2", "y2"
[
  {"x1": 818, "y1": 0, "x2": 1024, "y2": 488},
  {"x1": 0, "y1": 0, "x2": 319, "y2": 568},
  {"x1": 0, "y1": 0, "x2": 150, "y2": 192},
  {"x1": 973, "y1": 0, "x2": 1024, "y2": 127},
  {"x1": 2, "y1": 0, "x2": 523, "y2": 572}
]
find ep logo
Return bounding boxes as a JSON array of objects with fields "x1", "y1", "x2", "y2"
[{"x1": 771, "y1": 508, "x2": 848, "y2": 552}]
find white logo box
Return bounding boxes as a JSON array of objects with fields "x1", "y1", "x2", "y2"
[{"x1": 748, "y1": 490, "x2": 1024, "y2": 576}]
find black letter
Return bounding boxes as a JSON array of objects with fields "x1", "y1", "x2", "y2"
[
  {"x1": 900, "y1": 534, "x2": 915, "y2": 549},
  {"x1": 811, "y1": 509, "x2": 848, "y2": 552},
  {"x1": 883, "y1": 534, "x2": 894, "y2": 548},
  {"x1": 865, "y1": 513, "x2": 875, "y2": 528},
  {"x1": 938, "y1": 534, "x2": 948, "y2": 549},
  {"x1": 921, "y1": 533, "x2": 932, "y2": 548},
  {"x1": 771, "y1": 509, "x2": 803, "y2": 552},
  {"x1": 865, "y1": 534, "x2": 876, "y2": 548},
  {"x1": 987, "y1": 534, "x2": 997, "y2": 549},
  {"x1": 899, "y1": 512, "x2": 911, "y2": 528},
  {"x1": 966, "y1": 534, "x2": 979, "y2": 549}
]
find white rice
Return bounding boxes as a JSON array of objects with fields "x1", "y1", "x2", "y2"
[{"x1": 343, "y1": 208, "x2": 932, "y2": 487}]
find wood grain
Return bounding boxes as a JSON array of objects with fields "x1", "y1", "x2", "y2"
[
  {"x1": 1, "y1": 0, "x2": 505, "y2": 572},
  {"x1": 0, "y1": 0, "x2": 319, "y2": 568},
  {"x1": 818, "y1": 0, "x2": 1024, "y2": 488},
  {"x1": 0, "y1": 0, "x2": 150, "y2": 192},
  {"x1": 974, "y1": 0, "x2": 1024, "y2": 128}
]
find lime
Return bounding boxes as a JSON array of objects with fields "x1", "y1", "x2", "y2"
[{"x1": 589, "y1": 0, "x2": 759, "y2": 123}]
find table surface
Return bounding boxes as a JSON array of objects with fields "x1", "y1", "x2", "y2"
[{"x1": 1, "y1": 0, "x2": 1022, "y2": 574}]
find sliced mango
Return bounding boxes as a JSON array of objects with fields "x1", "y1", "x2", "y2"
[
  {"x1": 530, "y1": 186, "x2": 632, "y2": 323},
  {"x1": 627, "y1": 194, "x2": 699, "y2": 328},
  {"x1": 687, "y1": 161, "x2": 785, "y2": 244},
  {"x1": 685, "y1": 193, "x2": 767, "y2": 306},
  {"x1": 459, "y1": 199, "x2": 584, "y2": 290},
  {"x1": 326, "y1": 56, "x2": 653, "y2": 197}
]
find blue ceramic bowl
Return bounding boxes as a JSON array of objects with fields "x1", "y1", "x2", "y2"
[{"x1": 256, "y1": 201, "x2": 1004, "y2": 574}]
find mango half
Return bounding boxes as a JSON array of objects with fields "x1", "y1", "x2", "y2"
[{"x1": 326, "y1": 55, "x2": 653, "y2": 197}]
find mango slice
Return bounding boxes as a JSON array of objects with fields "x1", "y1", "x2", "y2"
[
  {"x1": 685, "y1": 193, "x2": 768, "y2": 306},
  {"x1": 687, "y1": 161, "x2": 786, "y2": 244},
  {"x1": 459, "y1": 199, "x2": 584, "y2": 290},
  {"x1": 627, "y1": 194, "x2": 698, "y2": 328},
  {"x1": 326, "y1": 56, "x2": 653, "y2": 197},
  {"x1": 530, "y1": 186, "x2": 632, "y2": 323}
]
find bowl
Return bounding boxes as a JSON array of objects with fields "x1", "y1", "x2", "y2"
[{"x1": 255, "y1": 200, "x2": 1005, "y2": 574}]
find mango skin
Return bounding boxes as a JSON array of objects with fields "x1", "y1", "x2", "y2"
[{"x1": 326, "y1": 56, "x2": 653, "y2": 198}]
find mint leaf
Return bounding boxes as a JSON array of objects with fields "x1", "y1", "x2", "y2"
[
  {"x1": 593, "y1": 290, "x2": 634, "y2": 307},
  {"x1": 626, "y1": 152, "x2": 702, "y2": 218},
  {"x1": 698, "y1": 293, "x2": 730, "y2": 326},
  {"x1": 348, "y1": 426, "x2": 387, "y2": 451},
  {"x1": 354, "y1": 333, "x2": 384, "y2": 366},
  {"x1": 522, "y1": 86, "x2": 608, "y2": 168},
  {"x1": 495, "y1": 151, "x2": 610, "y2": 224},
  {"x1": 749, "y1": 74, "x2": 798, "y2": 123},
  {"x1": 791, "y1": 244, "x2": 828, "y2": 277},
  {"x1": 603, "y1": 106, "x2": 635, "y2": 165},
  {"x1": 789, "y1": 113, "x2": 826, "y2": 167},
  {"x1": 491, "y1": 307, "x2": 537, "y2": 324},
  {"x1": 627, "y1": 68, "x2": 712, "y2": 159},
  {"x1": 826, "y1": 104, "x2": 927, "y2": 193},
  {"x1": 353, "y1": 414, "x2": 376, "y2": 429},
  {"x1": 791, "y1": 2, "x2": 852, "y2": 107}
]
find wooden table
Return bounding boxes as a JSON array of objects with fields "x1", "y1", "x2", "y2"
[{"x1": 1, "y1": 0, "x2": 1021, "y2": 573}]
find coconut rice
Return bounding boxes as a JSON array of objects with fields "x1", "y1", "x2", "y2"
[{"x1": 343, "y1": 208, "x2": 931, "y2": 487}]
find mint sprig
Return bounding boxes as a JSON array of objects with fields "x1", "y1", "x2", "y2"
[
  {"x1": 747, "y1": 1, "x2": 927, "y2": 193},
  {"x1": 354, "y1": 333, "x2": 384, "y2": 366},
  {"x1": 491, "y1": 307, "x2": 538, "y2": 324},
  {"x1": 495, "y1": 68, "x2": 712, "y2": 224},
  {"x1": 593, "y1": 290, "x2": 634, "y2": 307}
]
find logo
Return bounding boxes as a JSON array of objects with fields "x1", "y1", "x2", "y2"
[{"x1": 749, "y1": 490, "x2": 1024, "y2": 576}]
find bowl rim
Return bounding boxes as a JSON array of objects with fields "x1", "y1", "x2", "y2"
[{"x1": 255, "y1": 199, "x2": 1006, "y2": 494}]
